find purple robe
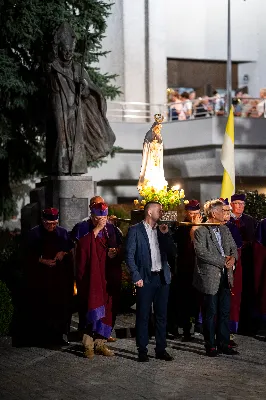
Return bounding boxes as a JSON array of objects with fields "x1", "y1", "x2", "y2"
[
  {"x1": 253, "y1": 219, "x2": 266, "y2": 320},
  {"x1": 72, "y1": 219, "x2": 122, "y2": 247},
  {"x1": 226, "y1": 222, "x2": 242, "y2": 249},
  {"x1": 25, "y1": 224, "x2": 74, "y2": 341},
  {"x1": 230, "y1": 213, "x2": 257, "y2": 333},
  {"x1": 230, "y1": 214, "x2": 257, "y2": 243}
]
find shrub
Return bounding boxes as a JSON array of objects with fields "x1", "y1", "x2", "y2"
[
  {"x1": 108, "y1": 204, "x2": 131, "y2": 236},
  {"x1": 0, "y1": 280, "x2": 14, "y2": 335},
  {"x1": 237, "y1": 190, "x2": 266, "y2": 221},
  {"x1": 0, "y1": 229, "x2": 22, "y2": 287}
]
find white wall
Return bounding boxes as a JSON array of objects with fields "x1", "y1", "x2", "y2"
[
  {"x1": 97, "y1": 0, "x2": 125, "y2": 100},
  {"x1": 160, "y1": 0, "x2": 258, "y2": 62},
  {"x1": 122, "y1": 0, "x2": 146, "y2": 103},
  {"x1": 165, "y1": 0, "x2": 262, "y2": 97},
  {"x1": 148, "y1": 0, "x2": 167, "y2": 105},
  {"x1": 100, "y1": 0, "x2": 265, "y2": 103},
  {"x1": 256, "y1": 0, "x2": 266, "y2": 94}
]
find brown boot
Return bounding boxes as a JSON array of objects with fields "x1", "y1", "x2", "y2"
[
  {"x1": 107, "y1": 337, "x2": 117, "y2": 343},
  {"x1": 82, "y1": 334, "x2": 94, "y2": 359},
  {"x1": 94, "y1": 339, "x2": 115, "y2": 357}
]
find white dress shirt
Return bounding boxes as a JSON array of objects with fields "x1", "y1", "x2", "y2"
[{"x1": 143, "y1": 221, "x2": 162, "y2": 272}]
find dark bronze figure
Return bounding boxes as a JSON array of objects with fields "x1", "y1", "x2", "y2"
[{"x1": 45, "y1": 22, "x2": 116, "y2": 175}]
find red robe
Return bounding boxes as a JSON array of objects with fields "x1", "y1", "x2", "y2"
[{"x1": 75, "y1": 231, "x2": 113, "y2": 338}]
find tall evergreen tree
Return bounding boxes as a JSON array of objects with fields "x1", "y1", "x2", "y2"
[{"x1": 0, "y1": 0, "x2": 119, "y2": 220}]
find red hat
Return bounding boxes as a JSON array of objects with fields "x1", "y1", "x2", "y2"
[
  {"x1": 185, "y1": 199, "x2": 200, "y2": 211},
  {"x1": 42, "y1": 208, "x2": 59, "y2": 221}
]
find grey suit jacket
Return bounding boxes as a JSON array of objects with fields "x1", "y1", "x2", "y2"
[{"x1": 193, "y1": 225, "x2": 238, "y2": 295}]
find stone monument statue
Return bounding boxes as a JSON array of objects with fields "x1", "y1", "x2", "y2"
[
  {"x1": 138, "y1": 114, "x2": 168, "y2": 193},
  {"x1": 45, "y1": 22, "x2": 116, "y2": 175},
  {"x1": 21, "y1": 22, "x2": 116, "y2": 232}
]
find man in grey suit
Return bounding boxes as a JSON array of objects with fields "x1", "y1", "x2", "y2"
[{"x1": 193, "y1": 199, "x2": 239, "y2": 357}]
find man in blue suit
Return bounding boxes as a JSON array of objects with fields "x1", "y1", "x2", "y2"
[{"x1": 125, "y1": 201, "x2": 176, "y2": 362}]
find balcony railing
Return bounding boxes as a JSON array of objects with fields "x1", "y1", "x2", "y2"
[{"x1": 106, "y1": 97, "x2": 264, "y2": 123}]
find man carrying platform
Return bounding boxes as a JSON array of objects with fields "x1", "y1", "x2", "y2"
[
  {"x1": 169, "y1": 200, "x2": 202, "y2": 340},
  {"x1": 230, "y1": 193, "x2": 257, "y2": 335}
]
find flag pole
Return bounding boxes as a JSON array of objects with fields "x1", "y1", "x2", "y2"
[{"x1": 226, "y1": 0, "x2": 232, "y2": 113}]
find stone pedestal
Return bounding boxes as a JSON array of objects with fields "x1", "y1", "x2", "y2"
[
  {"x1": 21, "y1": 175, "x2": 96, "y2": 234},
  {"x1": 41, "y1": 176, "x2": 96, "y2": 231},
  {"x1": 21, "y1": 203, "x2": 41, "y2": 234}
]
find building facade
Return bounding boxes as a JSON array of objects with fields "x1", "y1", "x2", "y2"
[
  {"x1": 99, "y1": 0, "x2": 266, "y2": 104},
  {"x1": 89, "y1": 117, "x2": 266, "y2": 205}
]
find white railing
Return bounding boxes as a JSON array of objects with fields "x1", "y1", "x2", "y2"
[
  {"x1": 106, "y1": 97, "x2": 264, "y2": 123},
  {"x1": 106, "y1": 101, "x2": 168, "y2": 123}
]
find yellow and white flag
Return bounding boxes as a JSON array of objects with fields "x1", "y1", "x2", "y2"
[{"x1": 220, "y1": 106, "x2": 235, "y2": 199}]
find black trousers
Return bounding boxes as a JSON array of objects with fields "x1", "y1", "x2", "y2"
[
  {"x1": 136, "y1": 272, "x2": 169, "y2": 355},
  {"x1": 202, "y1": 272, "x2": 230, "y2": 350}
]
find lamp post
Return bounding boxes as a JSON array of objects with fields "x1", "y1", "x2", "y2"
[{"x1": 226, "y1": 0, "x2": 232, "y2": 112}]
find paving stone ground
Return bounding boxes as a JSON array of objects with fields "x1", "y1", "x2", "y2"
[{"x1": 0, "y1": 313, "x2": 266, "y2": 400}]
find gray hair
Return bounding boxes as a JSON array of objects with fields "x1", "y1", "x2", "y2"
[{"x1": 204, "y1": 199, "x2": 224, "y2": 218}]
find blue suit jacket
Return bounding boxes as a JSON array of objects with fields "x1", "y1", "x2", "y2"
[{"x1": 125, "y1": 222, "x2": 176, "y2": 284}]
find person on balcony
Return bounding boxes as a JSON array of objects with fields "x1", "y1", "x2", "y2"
[
  {"x1": 168, "y1": 91, "x2": 184, "y2": 121},
  {"x1": 256, "y1": 88, "x2": 266, "y2": 118},
  {"x1": 181, "y1": 92, "x2": 193, "y2": 119}
]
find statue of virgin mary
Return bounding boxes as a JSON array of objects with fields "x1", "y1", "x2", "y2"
[{"x1": 137, "y1": 114, "x2": 168, "y2": 192}]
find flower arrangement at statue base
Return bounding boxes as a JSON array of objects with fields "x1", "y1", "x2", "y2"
[{"x1": 134, "y1": 185, "x2": 185, "y2": 222}]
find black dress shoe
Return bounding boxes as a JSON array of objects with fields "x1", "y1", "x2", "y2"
[
  {"x1": 206, "y1": 348, "x2": 218, "y2": 357},
  {"x1": 218, "y1": 346, "x2": 239, "y2": 355},
  {"x1": 155, "y1": 351, "x2": 174, "y2": 361},
  {"x1": 138, "y1": 353, "x2": 149, "y2": 362}
]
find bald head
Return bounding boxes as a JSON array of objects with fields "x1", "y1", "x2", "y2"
[
  {"x1": 144, "y1": 201, "x2": 163, "y2": 224},
  {"x1": 90, "y1": 196, "x2": 104, "y2": 207}
]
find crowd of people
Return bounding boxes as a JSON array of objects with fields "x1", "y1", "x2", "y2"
[
  {"x1": 19, "y1": 192, "x2": 266, "y2": 361},
  {"x1": 168, "y1": 88, "x2": 266, "y2": 120}
]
